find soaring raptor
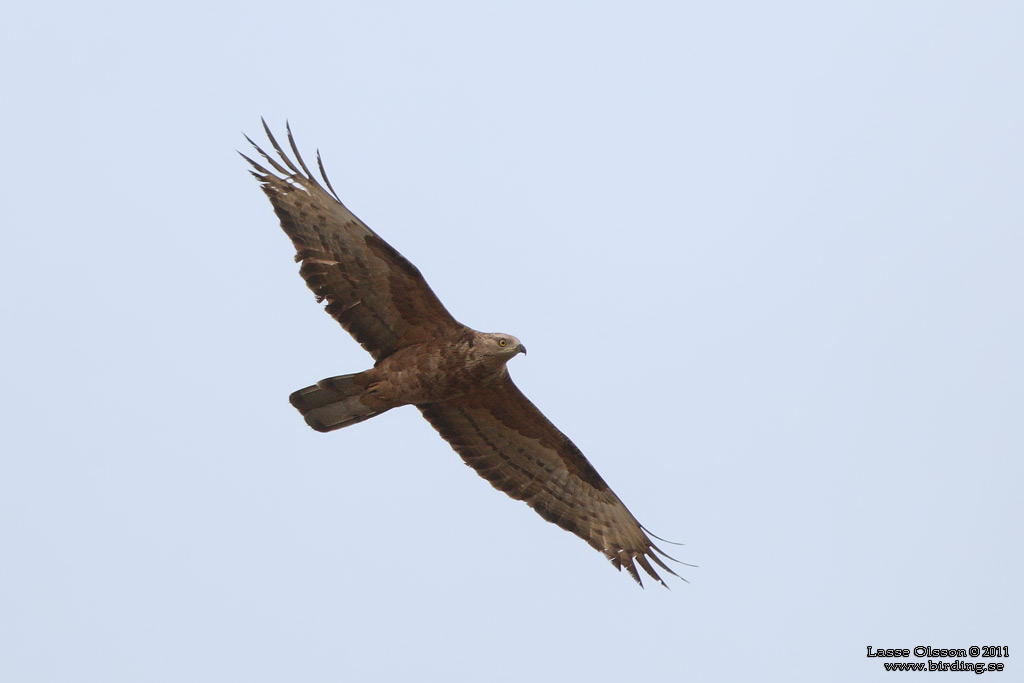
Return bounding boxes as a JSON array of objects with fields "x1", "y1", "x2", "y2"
[{"x1": 242, "y1": 122, "x2": 683, "y2": 587}]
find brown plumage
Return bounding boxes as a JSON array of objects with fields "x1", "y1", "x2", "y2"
[{"x1": 242, "y1": 121, "x2": 685, "y2": 587}]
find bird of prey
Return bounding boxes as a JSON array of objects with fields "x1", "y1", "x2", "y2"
[{"x1": 242, "y1": 121, "x2": 684, "y2": 587}]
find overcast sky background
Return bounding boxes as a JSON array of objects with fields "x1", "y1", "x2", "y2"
[{"x1": 2, "y1": 2, "x2": 1021, "y2": 681}]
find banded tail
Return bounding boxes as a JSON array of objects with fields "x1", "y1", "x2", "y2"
[{"x1": 289, "y1": 372, "x2": 391, "y2": 432}]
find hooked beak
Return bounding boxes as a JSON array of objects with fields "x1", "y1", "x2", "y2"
[{"x1": 517, "y1": 343, "x2": 528, "y2": 356}]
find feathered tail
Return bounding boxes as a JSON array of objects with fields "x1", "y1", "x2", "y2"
[{"x1": 289, "y1": 373, "x2": 390, "y2": 432}]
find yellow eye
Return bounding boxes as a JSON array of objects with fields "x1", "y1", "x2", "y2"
[{"x1": 498, "y1": 339, "x2": 507, "y2": 347}]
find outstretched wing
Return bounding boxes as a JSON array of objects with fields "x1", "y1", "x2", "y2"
[
  {"x1": 419, "y1": 377, "x2": 684, "y2": 587},
  {"x1": 242, "y1": 121, "x2": 462, "y2": 361}
]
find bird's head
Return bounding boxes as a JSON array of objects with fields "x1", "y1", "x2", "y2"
[{"x1": 483, "y1": 332, "x2": 527, "y2": 360}]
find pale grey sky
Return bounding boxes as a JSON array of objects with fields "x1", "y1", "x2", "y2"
[{"x1": 2, "y1": 2, "x2": 1021, "y2": 681}]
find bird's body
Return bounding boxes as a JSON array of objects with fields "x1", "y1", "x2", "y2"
[
  {"x1": 291, "y1": 330, "x2": 524, "y2": 431},
  {"x1": 243, "y1": 122, "x2": 684, "y2": 587}
]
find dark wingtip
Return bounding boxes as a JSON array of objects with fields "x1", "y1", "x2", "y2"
[
  {"x1": 316, "y1": 148, "x2": 342, "y2": 202},
  {"x1": 286, "y1": 120, "x2": 316, "y2": 179},
  {"x1": 246, "y1": 119, "x2": 342, "y2": 204},
  {"x1": 642, "y1": 525, "x2": 686, "y2": 546}
]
